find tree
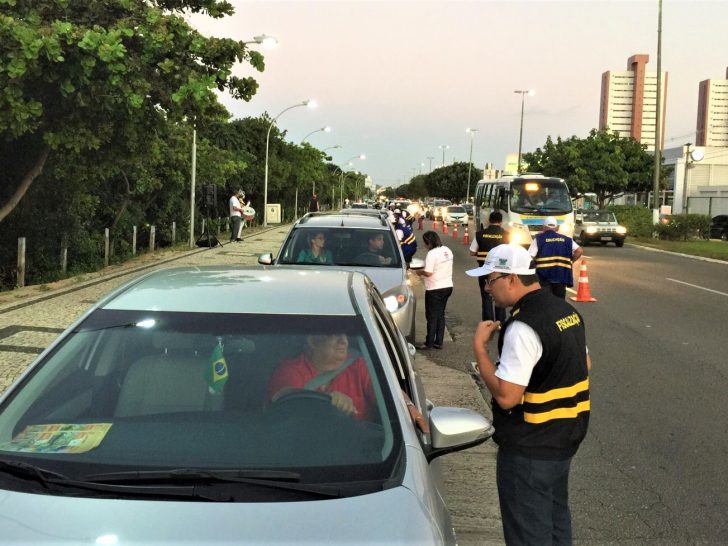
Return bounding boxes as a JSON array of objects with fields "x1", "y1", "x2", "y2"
[
  {"x1": 523, "y1": 129, "x2": 672, "y2": 208},
  {"x1": 0, "y1": 0, "x2": 264, "y2": 222},
  {"x1": 425, "y1": 162, "x2": 482, "y2": 201}
]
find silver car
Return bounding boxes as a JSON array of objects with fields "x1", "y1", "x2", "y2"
[
  {"x1": 0, "y1": 267, "x2": 492, "y2": 544},
  {"x1": 259, "y1": 213, "x2": 420, "y2": 341}
]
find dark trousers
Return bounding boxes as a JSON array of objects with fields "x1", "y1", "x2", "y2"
[
  {"x1": 497, "y1": 449, "x2": 573, "y2": 546},
  {"x1": 230, "y1": 216, "x2": 242, "y2": 242},
  {"x1": 424, "y1": 287, "x2": 452, "y2": 347},
  {"x1": 542, "y1": 281, "x2": 567, "y2": 299},
  {"x1": 478, "y1": 275, "x2": 506, "y2": 322}
]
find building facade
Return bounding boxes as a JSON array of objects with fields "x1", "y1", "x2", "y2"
[
  {"x1": 696, "y1": 68, "x2": 728, "y2": 147},
  {"x1": 599, "y1": 54, "x2": 668, "y2": 152}
]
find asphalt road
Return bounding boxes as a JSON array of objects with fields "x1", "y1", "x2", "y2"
[{"x1": 420, "y1": 220, "x2": 728, "y2": 545}]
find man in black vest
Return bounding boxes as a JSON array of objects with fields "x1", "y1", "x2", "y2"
[
  {"x1": 469, "y1": 211, "x2": 509, "y2": 321},
  {"x1": 466, "y1": 244, "x2": 591, "y2": 545}
]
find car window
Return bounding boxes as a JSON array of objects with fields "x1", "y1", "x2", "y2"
[
  {"x1": 0, "y1": 311, "x2": 403, "y2": 496},
  {"x1": 279, "y1": 227, "x2": 402, "y2": 268}
]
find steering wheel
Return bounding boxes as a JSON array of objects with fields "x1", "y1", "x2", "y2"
[{"x1": 272, "y1": 389, "x2": 332, "y2": 406}]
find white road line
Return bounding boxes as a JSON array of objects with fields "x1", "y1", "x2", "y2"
[{"x1": 666, "y1": 278, "x2": 728, "y2": 297}]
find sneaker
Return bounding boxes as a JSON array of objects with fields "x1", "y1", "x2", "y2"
[
  {"x1": 433, "y1": 344, "x2": 443, "y2": 349},
  {"x1": 415, "y1": 344, "x2": 433, "y2": 350}
]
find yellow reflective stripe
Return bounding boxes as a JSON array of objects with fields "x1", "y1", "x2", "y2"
[
  {"x1": 476, "y1": 251, "x2": 488, "y2": 258},
  {"x1": 523, "y1": 400, "x2": 590, "y2": 424},
  {"x1": 536, "y1": 263, "x2": 572, "y2": 270},
  {"x1": 402, "y1": 234, "x2": 415, "y2": 244},
  {"x1": 523, "y1": 379, "x2": 589, "y2": 403},
  {"x1": 535, "y1": 256, "x2": 572, "y2": 265}
]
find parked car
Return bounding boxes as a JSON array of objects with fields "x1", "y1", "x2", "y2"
[
  {"x1": 462, "y1": 203, "x2": 474, "y2": 217},
  {"x1": 0, "y1": 267, "x2": 493, "y2": 545},
  {"x1": 259, "y1": 213, "x2": 421, "y2": 340},
  {"x1": 349, "y1": 202, "x2": 369, "y2": 209},
  {"x1": 442, "y1": 205, "x2": 468, "y2": 225},
  {"x1": 575, "y1": 209, "x2": 627, "y2": 247},
  {"x1": 709, "y1": 214, "x2": 728, "y2": 241}
]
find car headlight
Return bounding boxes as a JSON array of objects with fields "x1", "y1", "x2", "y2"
[
  {"x1": 585, "y1": 226, "x2": 598, "y2": 234},
  {"x1": 616, "y1": 226, "x2": 627, "y2": 234},
  {"x1": 509, "y1": 231, "x2": 524, "y2": 246}
]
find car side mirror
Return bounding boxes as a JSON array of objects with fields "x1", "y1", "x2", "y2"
[
  {"x1": 258, "y1": 253, "x2": 273, "y2": 265},
  {"x1": 425, "y1": 406, "x2": 494, "y2": 462}
]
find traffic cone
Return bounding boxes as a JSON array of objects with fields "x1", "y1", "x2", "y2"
[
  {"x1": 417, "y1": 216, "x2": 424, "y2": 231},
  {"x1": 570, "y1": 259, "x2": 597, "y2": 302},
  {"x1": 433, "y1": 218, "x2": 439, "y2": 229},
  {"x1": 462, "y1": 225, "x2": 470, "y2": 245},
  {"x1": 442, "y1": 221, "x2": 448, "y2": 235},
  {"x1": 452, "y1": 224, "x2": 459, "y2": 239}
]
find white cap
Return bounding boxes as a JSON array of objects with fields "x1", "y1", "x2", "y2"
[
  {"x1": 466, "y1": 244, "x2": 536, "y2": 277},
  {"x1": 544, "y1": 216, "x2": 558, "y2": 228}
]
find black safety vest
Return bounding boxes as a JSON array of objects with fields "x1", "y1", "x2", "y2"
[
  {"x1": 494, "y1": 288, "x2": 590, "y2": 460},
  {"x1": 474, "y1": 225, "x2": 508, "y2": 265}
]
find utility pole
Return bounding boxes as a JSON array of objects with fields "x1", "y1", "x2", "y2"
[{"x1": 651, "y1": 0, "x2": 663, "y2": 225}]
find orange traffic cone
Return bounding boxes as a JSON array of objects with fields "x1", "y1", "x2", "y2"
[
  {"x1": 417, "y1": 216, "x2": 424, "y2": 231},
  {"x1": 570, "y1": 259, "x2": 597, "y2": 302},
  {"x1": 442, "y1": 221, "x2": 448, "y2": 235},
  {"x1": 433, "y1": 218, "x2": 439, "y2": 229},
  {"x1": 452, "y1": 224, "x2": 459, "y2": 239},
  {"x1": 462, "y1": 225, "x2": 470, "y2": 245}
]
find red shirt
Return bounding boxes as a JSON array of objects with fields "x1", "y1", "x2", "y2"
[{"x1": 267, "y1": 353, "x2": 376, "y2": 421}]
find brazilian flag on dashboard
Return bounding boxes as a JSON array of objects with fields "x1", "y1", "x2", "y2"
[{"x1": 205, "y1": 339, "x2": 228, "y2": 393}]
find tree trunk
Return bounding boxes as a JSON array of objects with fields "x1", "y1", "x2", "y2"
[
  {"x1": 0, "y1": 144, "x2": 51, "y2": 223},
  {"x1": 109, "y1": 169, "x2": 133, "y2": 258}
]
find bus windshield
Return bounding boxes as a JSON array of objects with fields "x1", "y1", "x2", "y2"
[{"x1": 509, "y1": 180, "x2": 572, "y2": 215}]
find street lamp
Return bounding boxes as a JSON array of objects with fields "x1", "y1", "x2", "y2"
[
  {"x1": 427, "y1": 156, "x2": 434, "y2": 173},
  {"x1": 263, "y1": 99, "x2": 317, "y2": 226},
  {"x1": 466, "y1": 128, "x2": 479, "y2": 203},
  {"x1": 243, "y1": 34, "x2": 279, "y2": 47},
  {"x1": 339, "y1": 154, "x2": 365, "y2": 208},
  {"x1": 438, "y1": 145, "x2": 450, "y2": 167},
  {"x1": 188, "y1": 121, "x2": 197, "y2": 248},
  {"x1": 298, "y1": 126, "x2": 331, "y2": 210},
  {"x1": 514, "y1": 89, "x2": 535, "y2": 174}
]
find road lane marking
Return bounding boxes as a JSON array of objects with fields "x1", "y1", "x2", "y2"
[{"x1": 666, "y1": 278, "x2": 728, "y2": 297}]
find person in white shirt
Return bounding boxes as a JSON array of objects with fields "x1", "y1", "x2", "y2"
[
  {"x1": 415, "y1": 230, "x2": 453, "y2": 350},
  {"x1": 229, "y1": 189, "x2": 245, "y2": 242}
]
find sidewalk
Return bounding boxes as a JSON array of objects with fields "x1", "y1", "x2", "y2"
[{"x1": 0, "y1": 224, "x2": 504, "y2": 544}]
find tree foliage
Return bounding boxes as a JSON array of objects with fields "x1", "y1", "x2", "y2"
[{"x1": 523, "y1": 129, "x2": 672, "y2": 208}]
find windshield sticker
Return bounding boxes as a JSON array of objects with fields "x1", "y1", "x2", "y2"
[{"x1": 0, "y1": 423, "x2": 112, "y2": 454}]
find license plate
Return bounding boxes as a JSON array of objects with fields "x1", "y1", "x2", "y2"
[{"x1": 600, "y1": 236, "x2": 612, "y2": 241}]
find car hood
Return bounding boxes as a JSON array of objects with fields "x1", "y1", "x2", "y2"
[
  {"x1": 274, "y1": 264, "x2": 406, "y2": 294},
  {"x1": 0, "y1": 485, "x2": 445, "y2": 545}
]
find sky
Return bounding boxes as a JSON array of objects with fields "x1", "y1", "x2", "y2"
[{"x1": 190, "y1": 0, "x2": 728, "y2": 189}]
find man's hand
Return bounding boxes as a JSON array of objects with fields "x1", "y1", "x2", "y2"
[
  {"x1": 473, "y1": 320, "x2": 501, "y2": 350},
  {"x1": 330, "y1": 391, "x2": 358, "y2": 417}
]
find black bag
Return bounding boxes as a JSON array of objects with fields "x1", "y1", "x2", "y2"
[{"x1": 195, "y1": 234, "x2": 221, "y2": 248}]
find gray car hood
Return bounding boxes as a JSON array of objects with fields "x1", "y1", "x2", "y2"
[{"x1": 0, "y1": 484, "x2": 443, "y2": 545}]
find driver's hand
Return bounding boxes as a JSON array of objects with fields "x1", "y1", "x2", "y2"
[{"x1": 330, "y1": 391, "x2": 358, "y2": 417}]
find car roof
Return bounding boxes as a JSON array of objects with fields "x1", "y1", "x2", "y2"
[
  {"x1": 296, "y1": 213, "x2": 390, "y2": 229},
  {"x1": 101, "y1": 267, "x2": 363, "y2": 315}
]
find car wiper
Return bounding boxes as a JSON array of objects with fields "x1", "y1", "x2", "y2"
[
  {"x1": 82, "y1": 468, "x2": 343, "y2": 498},
  {"x1": 0, "y1": 459, "x2": 69, "y2": 488}
]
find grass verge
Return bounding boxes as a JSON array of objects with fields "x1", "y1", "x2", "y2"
[{"x1": 632, "y1": 238, "x2": 728, "y2": 261}]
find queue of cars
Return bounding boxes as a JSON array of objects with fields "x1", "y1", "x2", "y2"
[{"x1": 0, "y1": 209, "x2": 493, "y2": 545}]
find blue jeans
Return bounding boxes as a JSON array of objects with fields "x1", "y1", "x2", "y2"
[
  {"x1": 424, "y1": 287, "x2": 452, "y2": 347},
  {"x1": 496, "y1": 449, "x2": 573, "y2": 546}
]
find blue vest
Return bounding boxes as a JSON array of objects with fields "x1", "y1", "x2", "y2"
[
  {"x1": 399, "y1": 223, "x2": 417, "y2": 258},
  {"x1": 534, "y1": 231, "x2": 574, "y2": 286}
]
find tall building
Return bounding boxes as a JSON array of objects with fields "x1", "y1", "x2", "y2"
[
  {"x1": 696, "y1": 68, "x2": 728, "y2": 147},
  {"x1": 599, "y1": 54, "x2": 668, "y2": 151}
]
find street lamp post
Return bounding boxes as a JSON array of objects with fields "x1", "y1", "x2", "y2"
[
  {"x1": 514, "y1": 89, "x2": 534, "y2": 174},
  {"x1": 466, "y1": 128, "x2": 479, "y2": 203},
  {"x1": 438, "y1": 145, "x2": 450, "y2": 167},
  {"x1": 338, "y1": 154, "x2": 365, "y2": 208},
  {"x1": 427, "y1": 156, "x2": 434, "y2": 173},
  {"x1": 189, "y1": 124, "x2": 196, "y2": 248},
  {"x1": 264, "y1": 100, "x2": 316, "y2": 226},
  {"x1": 297, "y1": 126, "x2": 331, "y2": 217}
]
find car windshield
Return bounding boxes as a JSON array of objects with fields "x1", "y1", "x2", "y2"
[
  {"x1": 509, "y1": 180, "x2": 572, "y2": 214},
  {"x1": 433, "y1": 200, "x2": 451, "y2": 207},
  {"x1": 0, "y1": 311, "x2": 402, "y2": 497},
  {"x1": 582, "y1": 211, "x2": 617, "y2": 223},
  {"x1": 447, "y1": 206, "x2": 465, "y2": 213},
  {"x1": 278, "y1": 227, "x2": 402, "y2": 268}
]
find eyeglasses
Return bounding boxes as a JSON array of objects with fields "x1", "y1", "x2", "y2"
[{"x1": 484, "y1": 273, "x2": 510, "y2": 286}]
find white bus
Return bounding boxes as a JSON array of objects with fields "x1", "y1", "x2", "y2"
[{"x1": 473, "y1": 174, "x2": 574, "y2": 246}]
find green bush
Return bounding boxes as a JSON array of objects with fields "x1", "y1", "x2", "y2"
[
  {"x1": 655, "y1": 214, "x2": 711, "y2": 241},
  {"x1": 609, "y1": 205, "x2": 654, "y2": 238}
]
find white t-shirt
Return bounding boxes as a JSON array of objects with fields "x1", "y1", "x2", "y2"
[
  {"x1": 423, "y1": 246, "x2": 453, "y2": 291},
  {"x1": 229, "y1": 196, "x2": 242, "y2": 217},
  {"x1": 495, "y1": 321, "x2": 589, "y2": 387}
]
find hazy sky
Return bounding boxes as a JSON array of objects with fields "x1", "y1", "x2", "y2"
[{"x1": 191, "y1": 0, "x2": 728, "y2": 188}]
